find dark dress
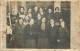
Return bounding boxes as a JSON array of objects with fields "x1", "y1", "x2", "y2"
[
  {"x1": 46, "y1": 13, "x2": 53, "y2": 22},
  {"x1": 14, "y1": 23, "x2": 25, "y2": 48},
  {"x1": 24, "y1": 24, "x2": 37, "y2": 48},
  {"x1": 54, "y1": 12, "x2": 62, "y2": 25},
  {"x1": 48, "y1": 24, "x2": 59, "y2": 49},
  {"x1": 58, "y1": 27, "x2": 70, "y2": 49},
  {"x1": 32, "y1": 11, "x2": 38, "y2": 20},
  {"x1": 37, "y1": 23, "x2": 49, "y2": 48}
]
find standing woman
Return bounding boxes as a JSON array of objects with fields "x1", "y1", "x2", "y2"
[
  {"x1": 58, "y1": 20, "x2": 70, "y2": 49},
  {"x1": 54, "y1": 7, "x2": 62, "y2": 25},
  {"x1": 24, "y1": 19, "x2": 37, "y2": 48},
  {"x1": 14, "y1": 18, "x2": 25, "y2": 48},
  {"x1": 37, "y1": 17, "x2": 49, "y2": 48},
  {"x1": 48, "y1": 19, "x2": 58, "y2": 49}
]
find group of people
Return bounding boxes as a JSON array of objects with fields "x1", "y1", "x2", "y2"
[{"x1": 7, "y1": 6, "x2": 70, "y2": 49}]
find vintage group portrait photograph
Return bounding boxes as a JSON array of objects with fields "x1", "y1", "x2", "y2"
[{"x1": 6, "y1": 1, "x2": 70, "y2": 49}]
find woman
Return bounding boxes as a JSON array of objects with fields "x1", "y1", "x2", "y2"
[
  {"x1": 14, "y1": 18, "x2": 25, "y2": 48},
  {"x1": 17, "y1": 7, "x2": 25, "y2": 19},
  {"x1": 39, "y1": 7, "x2": 45, "y2": 18},
  {"x1": 24, "y1": 19, "x2": 37, "y2": 48},
  {"x1": 48, "y1": 19, "x2": 58, "y2": 48},
  {"x1": 37, "y1": 18, "x2": 49, "y2": 48},
  {"x1": 58, "y1": 20, "x2": 70, "y2": 49}
]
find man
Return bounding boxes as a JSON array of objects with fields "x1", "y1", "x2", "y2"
[{"x1": 24, "y1": 19, "x2": 37, "y2": 48}]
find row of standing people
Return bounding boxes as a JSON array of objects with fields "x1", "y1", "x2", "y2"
[{"x1": 12, "y1": 17, "x2": 70, "y2": 48}]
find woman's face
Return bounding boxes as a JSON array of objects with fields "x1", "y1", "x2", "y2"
[
  {"x1": 34, "y1": 7, "x2": 38, "y2": 11},
  {"x1": 50, "y1": 19, "x2": 54, "y2": 25},
  {"x1": 55, "y1": 8, "x2": 59, "y2": 12},
  {"x1": 28, "y1": 9, "x2": 32, "y2": 13},
  {"x1": 19, "y1": 19, "x2": 23, "y2": 24},
  {"x1": 25, "y1": 16, "x2": 29, "y2": 20},
  {"x1": 30, "y1": 19, "x2": 34, "y2": 25},
  {"x1": 40, "y1": 8, "x2": 43, "y2": 12},
  {"x1": 48, "y1": 9, "x2": 52, "y2": 13},
  {"x1": 15, "y1": 19, "x2": 18, "y2": 23},
  {"x1": 20, "y1": 8, "x2": 24, "y2": 12},
  {"x1": 28, "y1": 13, "x2": 32, "y2": 17},
  {"x1": 37, "y1": 14, "x2": 41, "y2": 20}
]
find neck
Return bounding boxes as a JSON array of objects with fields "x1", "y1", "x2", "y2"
[
  {"x1": 51, "y1": 24, "x2": 54, "y2": 26},
  {"x1": 38, "y1": 19, "x2": 40, "y2": 20},
  {"x1": 61, "y1": 26, "x2": 65, "y2": 28},
  {"x1": 19, "y1": 23, "x2": 22, "y2": 25},
  {"x1": 35, "y1": 10, "x2": 37, "y2": 12}
]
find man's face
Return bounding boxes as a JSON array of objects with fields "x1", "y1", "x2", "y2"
[
  {"x1": 48, "y1": 9, "x2": 52, "y2": 13},
  {"x1": 34, "y1": 7, "x2": 38, "y2": 11},
  {"x1": 50, "y1": 19, "x2": 54, "y2": 25},
  {"x1": 20, "y1": 8, "x2": 24, "y2": 12}
]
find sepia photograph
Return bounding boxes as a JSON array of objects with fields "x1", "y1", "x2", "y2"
[{"x1": 6, "y1": 1, "x2": 70, "y2": 49}]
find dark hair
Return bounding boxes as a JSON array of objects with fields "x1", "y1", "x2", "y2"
[
  {"x1": 55, "y1": 7, "x2": 60, "y2": 11},
  {"x1": 20, "y1": 7, "x2": 25, "y2": 11}
]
